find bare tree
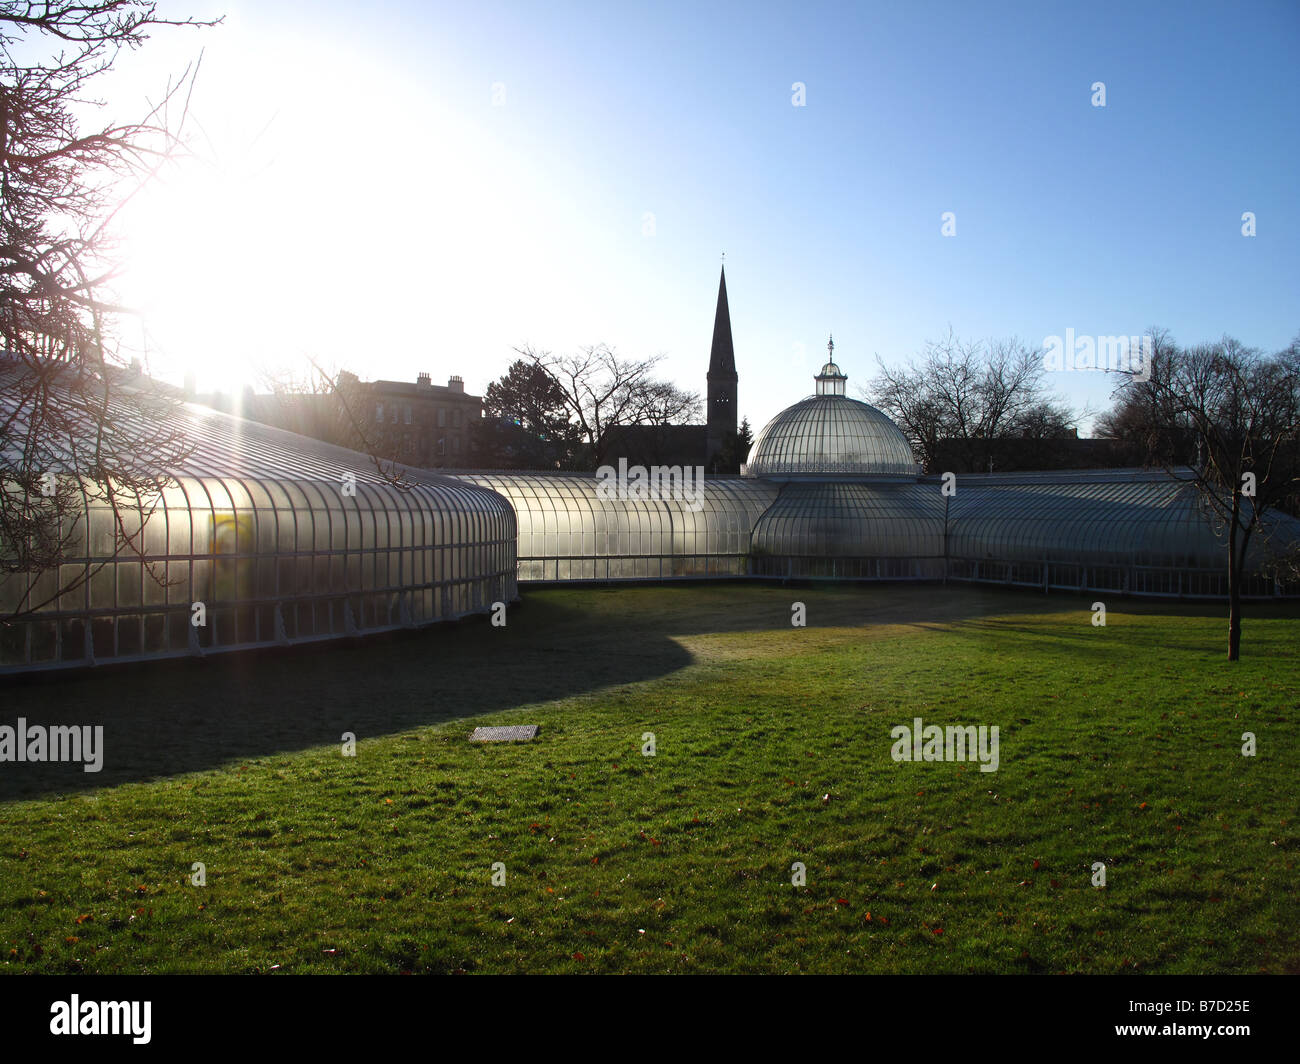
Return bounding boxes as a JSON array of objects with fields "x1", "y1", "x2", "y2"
[
  {"x1": 1093, "y1": 328, "x2": 1194, "y2": 465},
  {"x1": 1, "y1": 2, "x2": 217, "y2": 620},
  {"x1": 299, "y1": 357, "x2": 419, "y2": 490},
  {"x1": 867, "y1": 330, "x2": 1075, "y2": 473},
  {"x1": 256, "y1": 361, "x2": 366, "y2": 451},
  {"x1": 514, "y1": 343, "x2": 701, "y2": 468},
  {"x1": 1111, "y1": 331, "x2": 1300, "y2": 661},
  {"x1": 634, "y1": 377, "x2": 702, "y2": 428}
]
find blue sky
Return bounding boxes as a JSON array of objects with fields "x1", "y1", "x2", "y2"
[{"x1": 107, "y1": 0, "x2": 1299, "y2": 434}]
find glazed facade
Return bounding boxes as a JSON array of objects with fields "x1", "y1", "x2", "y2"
[
  {"x1": 4, "y1": 364, "x2": 1298, "y2": 675},
  {"x1": 0, "y1": 374, "x2": 517, "y2": 672}
]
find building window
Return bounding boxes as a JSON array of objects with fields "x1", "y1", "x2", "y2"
[
  {"x1": 437, "y1": 408, "x2": 446, "y2": 428},
  {"x1": 375, "y1": 402, "x2": 383, "y2": 423},
  {"x1": 390, "y1": 405, "x2": 398, "y2": 423},
  {"x1": 452, "y1": 436, "x2": 460, "y2": 454},
  {"x1": 404, "y1": 405, "x2": 412, "y2": 424},
  {"x1": 437, "y1": 437, "x2": 445, "y2": 456},
  {"x1": 453, "y1": 409, "x2": 462, "y2": 428}
]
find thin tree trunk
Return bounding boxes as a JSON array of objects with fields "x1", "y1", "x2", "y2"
[
  {"x1": 1227, "y1": 574, "x2": 1242, "y2": 661},
  {"x1": 1227, "y1": 517, "x2": 1241, "y2": 662}
]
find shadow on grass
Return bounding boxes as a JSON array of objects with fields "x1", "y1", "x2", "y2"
[
  {"x1": 2, "y1": 594, "x2": 696, "y2": 800},
  {"x1": 5, "y1": 582, "x2": 1279, "y2": 799}
]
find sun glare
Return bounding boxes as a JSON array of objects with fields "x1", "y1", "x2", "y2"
[{"x1": 113, "y1": 26, "x2": 547, "y2": 399}]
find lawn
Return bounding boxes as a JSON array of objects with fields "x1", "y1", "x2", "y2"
[{"x1": 1, "y1": 583, "x2": 1297, "y2": 974}]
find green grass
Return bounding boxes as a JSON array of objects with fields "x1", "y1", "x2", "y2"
[{"x1": 1, "y1": 583, "x2": 1297, "y2": 974}]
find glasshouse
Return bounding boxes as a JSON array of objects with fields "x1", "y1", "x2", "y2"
[
  {"x1": 456, "y1": 473, "x2": 777, "y2": 582},
  {"x1": 3, "y1": 352, "x2": 1298, "y2": 674},
  {"x1": 0, "y1": 366, "x2": 517, "y2": 672},
  {"x1": 746, "y1": 471, "x2": 1294, "y2": 594},
  {"x1": 741, "y1": 353, "x2": 921, "y2": 478},
  {"x1": 456, "y1": 356, "x2": 1300, "y2": 598}
]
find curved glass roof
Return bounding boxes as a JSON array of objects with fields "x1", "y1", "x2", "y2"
[
  {"x1": 454, "y1": 472, "x2": 779, "y2": 581},
  {"x1": 743, "y1": 395, "x2": 920, "y2": 478},
  {"x1": 752, "y1": 481, "x2": 944, "y2": 558},
  {"x1": 944, "y1": 471, "x2": 1299, "y2": 569},
  {"x1": 0, "y1": 363, "x2": 517, "y2": 672},
  {"x1": 746, "y1": 470, "x2": 1300, "y2": 572}
]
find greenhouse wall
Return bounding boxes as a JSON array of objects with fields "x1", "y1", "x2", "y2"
[
  {"x1": 746, "y1": 472, "x2": 1300, "y2": 597},
  {"x1": 453, "y1": 473, "x2": 779, "y2": 582},
  {"x1": 1, "y1": 386, "x2": 517, "y2": 673},
  {"x1": 6, "y1": 372, "x2": 1298, "y2": 678},
  {"x1": 457, "y1": 468, "x2": 1298, "y2": 597}
]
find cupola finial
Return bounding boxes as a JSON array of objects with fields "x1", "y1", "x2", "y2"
[{"x1": 815, "y1": 335, "x2": 847, "y2": 396}]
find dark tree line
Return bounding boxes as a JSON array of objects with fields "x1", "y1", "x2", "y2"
[
  {"x1": 475, "y1": 346, "x2": 701, "y2": 470},
  {"x1": 867, "y1": 331, "x2": 1077, "y2": 474}
]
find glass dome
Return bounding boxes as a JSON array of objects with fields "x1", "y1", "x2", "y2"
[{"x1": 742, "y1": 351, "x2": 919, "y2": 478}]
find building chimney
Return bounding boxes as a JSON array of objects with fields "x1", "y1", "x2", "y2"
[
  {"x1": 448, "y1": 375, "x2": 464, "y2": 393},
  {"x1": 417, "y1": 371, "x2": 431, "y2": 387}
]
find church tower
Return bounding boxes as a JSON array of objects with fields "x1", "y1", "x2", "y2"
[{"x1": 706, "y1": 264, "x2": 738, "y2": 468}]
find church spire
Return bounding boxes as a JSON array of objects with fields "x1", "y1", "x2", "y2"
[
  {"x1": 708, "y1": 265, "x2": 736, "y2": 377},
  {"x1": 706, "y1": 262, "x2": 738, "y2": 469}
]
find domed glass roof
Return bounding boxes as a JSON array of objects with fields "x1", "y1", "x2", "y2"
[{"x1": 742, "y1": 346, "x2": 919, "y2": 478}]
